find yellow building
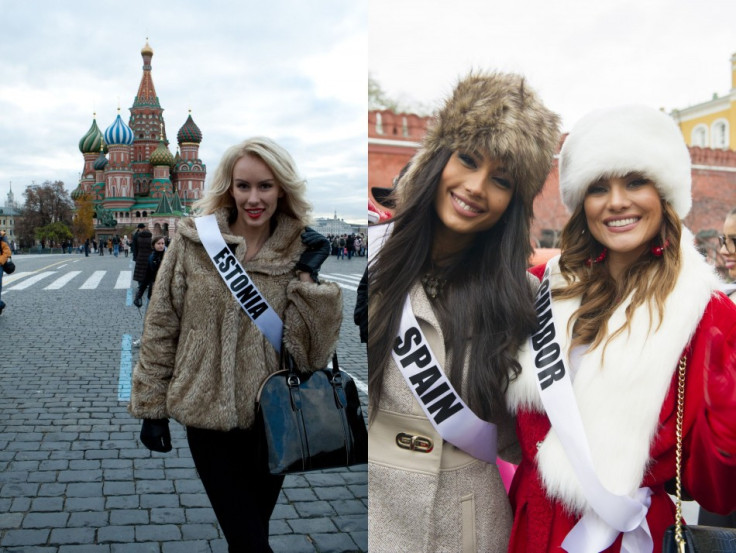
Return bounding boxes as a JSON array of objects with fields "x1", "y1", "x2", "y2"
[{"x1": 671, "y1": 53, "x2": 736, "y2": 150}]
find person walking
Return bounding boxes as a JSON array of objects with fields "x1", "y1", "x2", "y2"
[
  {"x1": 367, "y1": 71, "x2": 560, "y2": 553},
  {"x1": 132, "y1": 225, "x2": 153, "y2": 286},
  {"x1": 506, "y1": 105, "x2": 736, "y2": 552},
  {"x1": 129, "y1": 136, "x2": 342, "y2": 552}
]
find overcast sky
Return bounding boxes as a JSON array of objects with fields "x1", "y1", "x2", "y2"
[
  {"x1": 370, "y1": 0, "x2": 736, "y2": 133},
  {"x1": 0, "y1": 0, "x2": 367, "y2": 223}
]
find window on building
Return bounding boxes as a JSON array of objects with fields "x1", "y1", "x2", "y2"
[
  {"x1": 692, "y1": 125, "x2": 708, "y2": 147},
  {"x1": 376, "y1": 112, "x2": 384, "y2": 135},
  {"x1": 402, "y1": 116, "x2": 409, "y2": 137},
  {"x1": 712, "y1": 119, "x2": 729, "y2": 149}
]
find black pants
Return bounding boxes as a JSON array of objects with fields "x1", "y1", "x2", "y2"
[{"x1": 186, "y1": 426, "x2": 284, "y2": 553}]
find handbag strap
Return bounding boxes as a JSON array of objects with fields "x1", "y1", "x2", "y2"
[{"x1": 673, "y1": 355, "x2": 688, "y2": 553}]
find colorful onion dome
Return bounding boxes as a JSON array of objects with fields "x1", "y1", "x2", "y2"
[
  {"x1": 93, "y1": 149, "x2": 108, "y2": 171},
  {"x1": 150, "y1": 139, "x2": 174, "y2": 167},
  {"x1": 78, "y1": 116, "x2": 106, "y2": 154},
  {"x1": 71, "y1": 184, "x2": 84, "y2": 200},
  {"x1": 177, "y1": 111, "x2": 202, "y2": 144},
  {"x1": 104, "y1": 110, "x2": 134, "y2": 145}
]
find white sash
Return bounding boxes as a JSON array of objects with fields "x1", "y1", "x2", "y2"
[
  {"x1": 391, "y1": 294, "x2": 498, "y2": 463},
  {"x1": 531, "y1": 265, "x2": 653, "y2": 553},
  {"x1": 195, "y1": 214, "x2": 283, "y2": 353}
]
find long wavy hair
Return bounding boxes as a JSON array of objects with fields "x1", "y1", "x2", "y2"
[
  {"x1": 368, "y1": 147, "x2": 538, "y2": 421},
  {"x1": 556, "y1": 200, "x2": 682, "y2": 353},
  {"x1": 193, "y1": 136, "x2": 311, "y2": 226}
]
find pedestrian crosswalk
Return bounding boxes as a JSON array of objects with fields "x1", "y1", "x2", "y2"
[{"x1": 3, "y1": 269, "x2": 361, "y2": 293}]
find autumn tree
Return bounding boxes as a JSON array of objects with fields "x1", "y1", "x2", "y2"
[
  {"x1": 72, "y1": 193, "x2": 95, "y2": 242},
  {"x1": 16, "y1": 181, "x2": 74, "y2": 247}
]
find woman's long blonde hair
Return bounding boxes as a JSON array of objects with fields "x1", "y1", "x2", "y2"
[
  {"x1": 193, "y1": 136, "x2": 311, "y2": 226},
  {"x1": 556, "y1": 200, "x2": 682, "y2": 353}
]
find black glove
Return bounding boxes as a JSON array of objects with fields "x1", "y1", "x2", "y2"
[
  {"x1": 140, "y1": 418, "x2": 172, "y2": 452},
  {"x1": 133, "y1": 295, "x2": 143, "y2": 308},
  {"x1": 296, "y1": 227, "x2": 330, "y2": 283}
]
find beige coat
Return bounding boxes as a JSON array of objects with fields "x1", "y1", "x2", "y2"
[
  {"x1": 128, "y1": 208, "x2": 342, "y2": 431},
  {"x1": 368, "y1": 282, "x2": 521, "y2": 553}
]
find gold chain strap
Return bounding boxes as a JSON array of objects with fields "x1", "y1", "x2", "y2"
[{"x1": 673, "y1": 355, "x2": 687, "y2": 553}]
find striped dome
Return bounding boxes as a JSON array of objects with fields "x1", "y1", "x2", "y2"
[
  {"x1": 177, "y1": 113, "x2": 202, "y2": 144},
  {"x1": 93, "y1": 150, "x2": 109, "y2": 171},
  {"x1": 71, "y1": 184, "x2": 84, "y2": 200},
  {"x1": 104, "y1": 112, "x2": 134, "y2": 145},
  {"x1": 78, "y1": 118, "x2": 107, "y2": 154},
  {"x1": 150, "y1": 140, "x2": 174, "y2": 167}
]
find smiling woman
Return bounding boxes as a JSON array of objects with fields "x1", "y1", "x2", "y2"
[
  {"x1": 507, "y1": 105, "x2": 736, "y2": 553},
  {"x1": 367, "y1": 71, "x2": 561, "y2": 553}
]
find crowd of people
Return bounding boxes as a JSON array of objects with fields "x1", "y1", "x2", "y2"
[{"x1": 325, "y1": 232, "x2": 366, "y2": 259}]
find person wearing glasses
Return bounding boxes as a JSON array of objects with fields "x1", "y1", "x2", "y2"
[{"x1": 719, "y1": 209, "x2": 736, "y2": 298}]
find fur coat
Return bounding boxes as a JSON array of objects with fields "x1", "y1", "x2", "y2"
[
  {"x1": 506, "y1": 235, "x2": 736, "y2": 552},
  {"x1": 128, "y1": 208, "x2": 342, "y2": 431},
  {"x1": 368, "y1": 280, "x2": 521, "y2": 553}
]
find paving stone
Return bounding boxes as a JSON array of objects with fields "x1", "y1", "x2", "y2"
[
  {"x1": 49, "y1": 526, "x2": 96, "y2": 544},
  {"x1": 310, "y1": 532, "x2": 361, "y2": 553},
  {"x1": 268, "y1": 534, "x2": 317, "y2": 553},
  {"x1": 135, "y1": 523, "x2": 182, "y2": 541},
  {"x1": 97, "y1": 525, "x2": 135, "y2": 543}
]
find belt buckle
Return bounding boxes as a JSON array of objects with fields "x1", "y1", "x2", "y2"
[{"x1": 396, "y1": 432, "x2": 433, "y2": 453}]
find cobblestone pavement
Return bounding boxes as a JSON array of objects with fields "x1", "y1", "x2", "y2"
[{"x1": 0, "y1": 251, "x2": 368, "y2": 552}]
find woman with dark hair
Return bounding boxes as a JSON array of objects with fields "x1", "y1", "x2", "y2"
[
  {"x1": 506, "y1": 105, "x2": 736, "y2": 552},
  {"x1": 367, "y1": 71, "x2": 560, "y2": 552}
]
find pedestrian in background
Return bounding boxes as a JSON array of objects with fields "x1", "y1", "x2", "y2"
[
  {"x1": 0, "y1": 230, "x2": 12, "y2": 315},
  {"x1": 132, "y1": 224, "x2": 152, "y2": 285},
  {"x1": 506, "y1": 105, "x2": 736, "y2": 552},
  {"x1": 368, "y1": 71, "x2": 560, "y2": 553},
  {"x1": 693, "y1": 207, "x2": 736, "y2": 528},
  {"x1": 129, "y1": 136, "x2": 342, "y2": 552},
  {"x1": 133, "y1": 235, "x2": 166, "y2": 309}
]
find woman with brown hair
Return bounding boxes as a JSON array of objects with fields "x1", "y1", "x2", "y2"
[{"x1": 507, "y1": 105, "x2": 736, "y2": 552}]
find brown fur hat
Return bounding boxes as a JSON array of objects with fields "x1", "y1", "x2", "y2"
[{"x1": 397, "y1": 71, "x2": 561, "y2": 210}]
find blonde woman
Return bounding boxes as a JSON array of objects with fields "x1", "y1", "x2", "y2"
[{"x1": 129, "y1": 137, "x2": 342, "y2": 551}]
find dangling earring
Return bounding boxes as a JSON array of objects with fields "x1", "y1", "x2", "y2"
[
  {"x1": 651, "y1": 239, "x2": 670, "y2": 257},
  {"x1": 585, "y1": 247, "x2": 608, "y2": 267}
]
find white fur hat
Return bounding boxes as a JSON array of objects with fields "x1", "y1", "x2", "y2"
[{"x1": 559, "y1": 105, "x2": 692, "y2": 218}]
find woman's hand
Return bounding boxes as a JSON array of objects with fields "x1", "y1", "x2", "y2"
[
  {"x1": 140, "y1": 418, "x2": 172, "y2": 452},
  {"x1": 296, "y1": 227, "x2": 330, "y2": 283}
]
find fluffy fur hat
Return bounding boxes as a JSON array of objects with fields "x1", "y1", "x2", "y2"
[
  {"x1": 559, "y1": 105, "x2": 692, "y2": 217},
  {"x1": 397, "y1": 71, "x2": 561, "y2": 210}
]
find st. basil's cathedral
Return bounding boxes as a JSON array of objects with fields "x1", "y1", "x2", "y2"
[{"x1": 72, "y1": 40, "x2": 206, "y2": 239}]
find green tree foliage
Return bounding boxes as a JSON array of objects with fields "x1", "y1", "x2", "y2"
[{"x1": 35, "y1": 221, "x2": 73, "y2": 245}]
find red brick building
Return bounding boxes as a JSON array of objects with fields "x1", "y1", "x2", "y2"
[{"x1": 369, "y1": 109, "x2": 736, "y2": 256}]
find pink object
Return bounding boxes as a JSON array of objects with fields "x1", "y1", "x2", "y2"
[{"x1": 497, "y1": 458, "x2": 517, "y2": 493}]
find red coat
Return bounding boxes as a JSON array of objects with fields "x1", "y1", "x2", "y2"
[{"x1": 508, "y1": 259, "x2": 736, "y2": 553}]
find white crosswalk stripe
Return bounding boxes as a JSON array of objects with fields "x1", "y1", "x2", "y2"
[
  {"x1": 44, "y1": 271, "x2": 82, "y2": 290},
  {"x1": 80, "y1": 271, "x2": 106, "y2": 289},
  {"x1": 115, "y1": 271, "x2": 132, "y2": 289},
  {"x1": 7, "y1": 272, "x2": 56, "y2": 290},
  {"x1": 320, "y1": 272, "x2": 363, "y2": 292}
]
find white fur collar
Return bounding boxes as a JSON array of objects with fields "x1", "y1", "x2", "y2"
[{"x1": 506, "y1": 230, "x2": 720, "y2": 513}]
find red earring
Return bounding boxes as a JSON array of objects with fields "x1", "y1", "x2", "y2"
[
  {"x1": 651, "y1": 239, "x2": 670, "y2": 257},
  {"x1": 585, "y1": 247, "x2": 608, "y2": 267}
]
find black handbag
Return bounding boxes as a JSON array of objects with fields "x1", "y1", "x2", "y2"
[
  {"x1": 2, "y1": 258, "x2": 15, "y2": 274},
  {"x1": 255, "y1": 350, "x2": 368, "y2": 475},
  {"x1": 663, "y1": 356, "x2": 736, "y2": 552}
]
